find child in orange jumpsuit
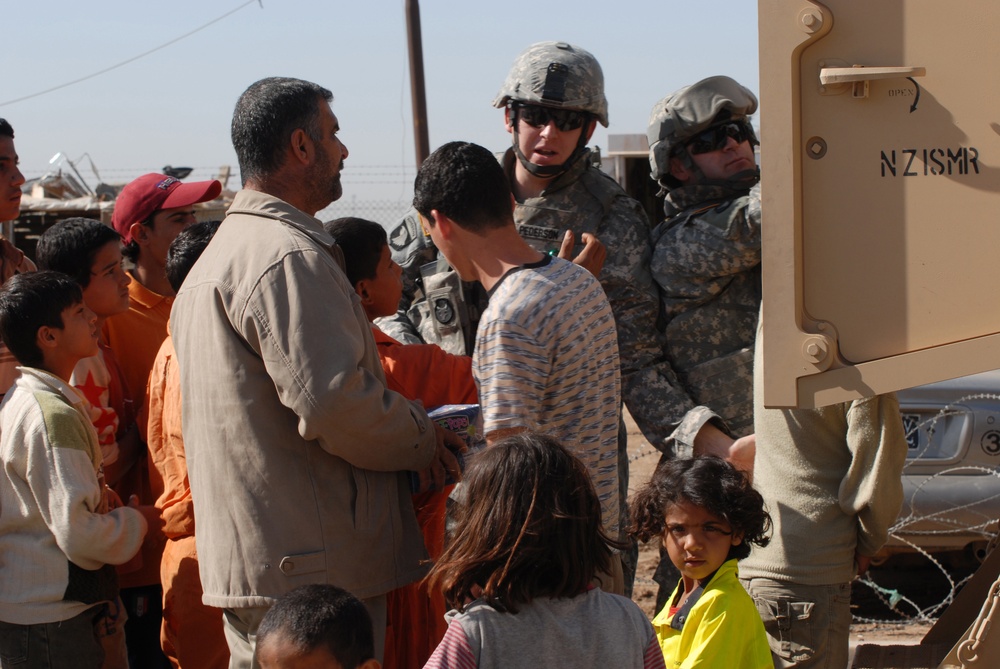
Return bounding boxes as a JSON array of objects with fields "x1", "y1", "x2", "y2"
[
  {"x1": 326, "y1": 217, "x2": 477, "y2": 669},
  {"x1": 145, "y1": 221, "x2": 229, "y2": 668}
]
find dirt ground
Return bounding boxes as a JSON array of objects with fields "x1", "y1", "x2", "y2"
[{"x1": 621, "y1": 409, "x2": 929, "y2": 649}]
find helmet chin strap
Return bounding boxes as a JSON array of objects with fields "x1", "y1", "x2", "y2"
[
  {"x1": 511, "y1": 107, "x2": 592, "y2": 179},
  {"x1": 697, "y1": 167, "x2": 761, "y2": 191}
]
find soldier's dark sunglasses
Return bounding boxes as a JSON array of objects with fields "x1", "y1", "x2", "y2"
[
  {"x1": 515, "y1": 104, "x2": 588, "y2": 132},
  {"x1": 686, "y1": 120, "x2": 755, "y2": 155}
]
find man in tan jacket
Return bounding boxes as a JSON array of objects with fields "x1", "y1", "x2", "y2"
[{"x1": 171, "y1": 77, "x2": 461, "y2": 668}]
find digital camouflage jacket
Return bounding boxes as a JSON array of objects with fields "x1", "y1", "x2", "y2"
[{"x1": 647, "y1": 181, "x2": 762, "y2": 456}]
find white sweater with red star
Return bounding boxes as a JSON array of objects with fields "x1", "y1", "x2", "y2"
[{"x1": 0, "y1": 367, "x2": 146, "y2": 624}]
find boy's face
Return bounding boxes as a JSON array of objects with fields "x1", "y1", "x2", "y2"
[
  {"x1": 142, "y1": 205, "x2": 198, "y2": 266},
  {"x1": 420, "y1": 212, "x2": 471, "y2": 282},
  {"x1": 361, "y1": 245, "x2": 403, "y2": 320},
  {"x1": 83, "y1": 240, "x2": 131, "y2": 318},
  {"x1": 662, "y1": 499, "x2": 743, "y2": 587},
  {"x1": 0, "y1": 135, "x2": 25, "y2": 222},
  {"x1": 53, "y1": 301, "x2": 100, "y2": 362},
  {"x1": 256, "y1": 634, "x2": 359, "y2": 669}
]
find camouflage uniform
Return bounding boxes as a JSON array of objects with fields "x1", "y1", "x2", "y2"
[
  {"x1": 379, "y1": 217, "x2": 482, "y2": 356},
  {"x1": 648, "y1": 181, "x2": 762, "y2": 456},
  {"x1": 641, "y1": 74, "x2": 763, "y2": 458}
]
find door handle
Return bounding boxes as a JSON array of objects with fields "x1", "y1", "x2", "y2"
[{"x1": 820, "y1": 66, "x2": 926, "y2": 85}]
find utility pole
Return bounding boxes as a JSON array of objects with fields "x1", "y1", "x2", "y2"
[{"x1": 405, "y1": 0, "x2": 430, "y2": 166}]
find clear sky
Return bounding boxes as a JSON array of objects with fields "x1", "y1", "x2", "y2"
[{"x1": 4, "y1": 0, "x2": 759, "y2": 203}]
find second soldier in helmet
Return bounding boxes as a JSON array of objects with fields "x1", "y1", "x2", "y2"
[{"x1": 644, "y1": 74, "x2": 761, "y2": 464}]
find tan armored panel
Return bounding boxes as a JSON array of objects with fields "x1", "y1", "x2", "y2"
[{"x1": 759, "y1": 0, "x2": 1000, "y2": 408}]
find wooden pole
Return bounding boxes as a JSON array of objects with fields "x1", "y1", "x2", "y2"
[{"x1": 405, "y1": 0, "x2": 430, "y2": 166}]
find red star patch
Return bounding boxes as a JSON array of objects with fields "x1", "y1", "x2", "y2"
[{"x1": 75, "y1": 370, "x2": 107, "y2": 409}]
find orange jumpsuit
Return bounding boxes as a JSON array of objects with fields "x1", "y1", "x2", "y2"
[
  {"x1": 373, "y1": 327, "x2": 477, "y2": 669},
  {"x1": 146, "y1": 333, "x2": 228, "y2": 668}
]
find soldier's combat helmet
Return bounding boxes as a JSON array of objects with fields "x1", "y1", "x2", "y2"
[
  {"x1": 493, "y1": 41, "x2": 608, "y2": 178},
  {"x1": 647, "y1": 75, "x2": 759, "y2": 193}
]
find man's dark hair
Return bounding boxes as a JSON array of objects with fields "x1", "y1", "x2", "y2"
[
  {"x1": 232, "y1": 77, "x2": 333, "y2": 186},
  {"x1": 0, "y1": 119, "x2": 13, "y2": 139},
  {"x1": 35, "y1": 218, "x2": 121, "y2": 288},
  {"x1": 323, "y1": 217, "x2": 387, "y2": 286},
  {"x1": 0, "y1": 271, "x2": 83, "y2": 369},
  {"x1": 256, "y1": 584, "x2": 375, "y2": 668},
  {"x1": 165, "y1": 220, "x2": 221, "y2": 293},
  {"x1": 630, "y1": 455, "x2": 772, "y2": 561},
  {"x1": 413, "y1": 141, "x2": 513, "y2": 233}
]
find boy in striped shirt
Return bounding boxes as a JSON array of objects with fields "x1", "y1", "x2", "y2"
[{"x1": 412, "y1": 141, "x2": 623, "y2": 594}]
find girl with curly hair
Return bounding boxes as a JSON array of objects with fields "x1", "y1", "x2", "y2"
[{"x1": 631, "y1": 456, "x2": 773, "y2": 668}]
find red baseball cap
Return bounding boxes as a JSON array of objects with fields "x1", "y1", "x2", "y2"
[{"x1": 112, "y1": 173, "x2": 222, "y2": 243}]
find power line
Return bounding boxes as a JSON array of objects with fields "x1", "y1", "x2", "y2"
[{"x1": 0, "y1": 0, "x2": 261, "y2": 108}]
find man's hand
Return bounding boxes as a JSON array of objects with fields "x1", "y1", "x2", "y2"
[
  {"x1": 415, "y1": 424, "x2": 467, "y2": 493},
  {"x1": 855, "y1": 553, "x2": 872, "y2": 577},
  {"x1": 693, "y1": 422, "x2": 755, "y2": 478},
  {"x1": 728, "y1": 433, "x2": 756, "y2": 478},
  {"x1": 103, "y1": 485, "x2": 124, "y2": 512},
  {"x1": 558, "y1": 230, "x2": 606, "y2": 277}
]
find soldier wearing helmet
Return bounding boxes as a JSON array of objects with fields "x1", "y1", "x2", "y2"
[
  {"x1": 643, "y1": 74, "x2": 761, "y2": 461},
  {"x1": 641, "y1": 75, "x2": 763, "y2": 608},
  {"x1": 493, "y1": 41, "x2": 608, "y2": 183},
  {"x1": 380, "y1": 42, "x2": 661, "y2": 595}
]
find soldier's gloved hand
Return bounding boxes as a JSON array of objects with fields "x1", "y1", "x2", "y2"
[{"x1": 559, "y1": 230, "x2": 606, "y2": 277}]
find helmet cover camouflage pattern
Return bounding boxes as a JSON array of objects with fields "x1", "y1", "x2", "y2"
[
  {"x1": 493, "y1": 41, "x2": 609, "y2": 127},
  {"x1": 647, "y1": 75, "x2": 758, "y2": 183}
]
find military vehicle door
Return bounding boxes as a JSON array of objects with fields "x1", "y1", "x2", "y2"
[{"x1": 759, "y1": 0, "x2": 1000, "y2": 408}]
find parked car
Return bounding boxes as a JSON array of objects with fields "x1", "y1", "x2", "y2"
[{"x1": 888, "y1": 370, "x2": 1000, "y2": 559}]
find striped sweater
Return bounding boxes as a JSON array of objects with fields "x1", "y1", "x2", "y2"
[
  {"x1": 474, "y1": 256, "x2": 621, "y2": 537},
  {"x1": 0, "y1": 367, "x2": 146, "y2": 624}
]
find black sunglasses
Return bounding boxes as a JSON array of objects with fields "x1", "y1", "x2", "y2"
[
  {"x1": 514, "y1": 104, "x2": 588, "y2": 132},
  {"x1": 686, "y1": 121, "x2": 755, "y2": 155}
]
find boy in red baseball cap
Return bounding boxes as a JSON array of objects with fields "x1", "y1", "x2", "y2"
[
  {"x1": 105, "y1": 173, "x2": 221, "y2": 408},
  {"x1": 103, "y1": 173, "x2": 220, "y2": 667}
]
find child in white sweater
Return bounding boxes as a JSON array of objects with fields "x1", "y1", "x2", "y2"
[{"x1": 0, "y1": 271, "x2": 147, "y2": 667}]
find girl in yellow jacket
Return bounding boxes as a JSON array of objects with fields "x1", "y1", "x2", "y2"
[{"x1": 631, "y1": 456, "x2": 774, "y2": 669}]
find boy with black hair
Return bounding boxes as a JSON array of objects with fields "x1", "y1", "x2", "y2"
[
  {"x1": 146, "y1": 221, "x2": 229, "y2": 668},
  {"x1": 325, "y1": 217, "x2": 475, "y2": 669},
  {"x1": 0, "y1": 270, "x2": 147, "y2": 667},
  {"x1": 255, "y1": 584, "x2": 380, "y2": 669},
  {"x1": 104, "y1": 176, "x2": 222, "y2": 668},
  {"x1": 325, "y1": 217, "x2": 477, "y2": 407},
  {"x1": 36, "y1": 217, "x2": 166, "y2": 668},
  {"x1": 35, "y1": 217, "x2": 137, "y2": 482},
  {"x1": 164, "y1": 220, "x2": 221, "y2": 293},
  {"x1": 413, "y1": 141, "x2": 624, "y2": 594}
]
